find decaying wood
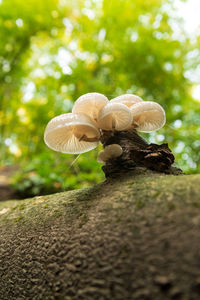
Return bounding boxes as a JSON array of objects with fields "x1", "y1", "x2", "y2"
[{"x1": 100, "y1": 130, "x2": 181, "y2": 177}]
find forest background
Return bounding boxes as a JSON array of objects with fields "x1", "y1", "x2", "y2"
[{"x1": 0, "y1": 0, "x2": 200, "y2": 198}]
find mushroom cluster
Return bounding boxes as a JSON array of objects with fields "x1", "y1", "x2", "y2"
[{"x1": 44, "y1": 93, "x2": 166, "y2": 161}]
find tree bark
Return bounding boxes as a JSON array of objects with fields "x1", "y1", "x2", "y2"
[
  {"x1": 100, "y1": 130, "x2": 181, "y2": 177},
  {"x1": 0, "y1": 169, "x2": 200, "y2": 299}
]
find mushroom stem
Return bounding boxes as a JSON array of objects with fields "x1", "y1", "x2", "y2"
[
  {"x1": 100, "y1": 129, "x2": 179, "y2": 177},
  {"x1": 79, "y1": 135, "x2": 100, "y2": 142},
  {"x1": 112, "y1": 118, "x2": 116, "y2": 130},
  {"x1": 100, "y1": 129, "x2": 148, "y2": 148},
  {"x1": 127, "y1": 122, "x2": 139, "y2": 130}
]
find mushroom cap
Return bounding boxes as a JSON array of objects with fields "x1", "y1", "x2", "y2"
[
  {"x1": 97, "y1": 144, "x2": 123, "y2": 163},
  {"x1": 97, "y1": 150, "x2": 107, "y2": 164},
  {"x1": 44, "y1": 113, "x2": 100, "y2": 154},
  {"x1": 110, "y1": 94, "x2": 143, "y2": 107},
  {"x1": 72, "y1": 93, "x2": 109, "y2": 122},
  {"x1": 104, "y1": 144, "x2": 123, "y2": 157},
  {"x1": 97, "y1": 103, "x2": 133, "y2": 131},
  {"x1": 130, "y1": 101, "x2": 166, "y2": 132}
]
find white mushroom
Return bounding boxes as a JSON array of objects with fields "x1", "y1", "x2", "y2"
[
  {"x1": 97, "y1": 103, "x2": 133, "y2": 131},
  {"x1": 130, "y1": 101, "x2": 166, "y2": 132},
  {"x1": 44, "y1": 113, "x2": 100, "y2": 154},
  {"x1": 72, "y1": 92, "x2": 109, "y2": 122},
  {"x1": 97, "y1": 144, "x2": 123, "y2": 164},
  {"x1": 110, "y1": 94, "x2": 143, "y2": 107}
]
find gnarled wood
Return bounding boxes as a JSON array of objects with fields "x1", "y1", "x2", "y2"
[{"x1": 100, "y1": 130, "x2": 181, "y2": 177}]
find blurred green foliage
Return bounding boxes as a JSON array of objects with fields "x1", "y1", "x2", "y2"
[{"x1": 0, "y1": 0, "x2": 200, "y2": 197}]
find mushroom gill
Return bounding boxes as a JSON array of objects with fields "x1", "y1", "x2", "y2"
[{"x1": 44, "y1": 113, "x2": 100, "y2": 154}]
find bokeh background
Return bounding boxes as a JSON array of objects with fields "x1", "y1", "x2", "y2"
[{"x1": 0, "y1": 0, "x2": 200, "y2": 199}]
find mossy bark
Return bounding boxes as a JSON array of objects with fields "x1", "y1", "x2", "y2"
[{"x1": 0, "y1": 169, "x2": 200, "y2": 299}]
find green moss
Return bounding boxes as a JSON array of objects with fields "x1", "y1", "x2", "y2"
[
  {"x1": 18, "y1": 204, "x2": 25, "y2": 211},
  {"x1": 78, "y1": 214, "x2": 89, "y2": 227},
  {"x1": 150, "y1": 191, "x2": 161, "y2": 198},
  {"x1": 136, "y1": 198, "x2": 146, "y2": 209},
  {"x1": 14, "y1": 216, "x2": 24, "y2": 223},
  {"x1": 191, "y1": 202, "x2": 200, "y2": 208},
  {"x1": 1, "y1": 172, "x2": 200, "y2": 230},
  {"x1": 43, "y1": 203, "x2": 49, "y2": 208},
  {"x1": 11, "y1": 206, "x2": 18, "y2": 212},
  {"x1": 126, "y1": 181, "x2": 135, "y2": 186},
  {"x1": 116, "y1": 217, "x2": 121, "y2": 223},
  {"x1": 167, "y1": 202, "x2": 176, "y2": 211},
  {"x1": 55, "y1": 212, "x2": 63, "y2": 218}
]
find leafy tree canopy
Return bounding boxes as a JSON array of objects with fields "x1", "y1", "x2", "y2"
[{"x1": 0, "y1": 0, "x2": 200, "y2": 197}]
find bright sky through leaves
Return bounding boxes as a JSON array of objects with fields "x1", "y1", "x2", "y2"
[
  {"x1": 175, "y1": 0, "x2": 200, "y2": 35},
  {"x1": 174, "y1": 0, "x2": 200, "y2": 100}
]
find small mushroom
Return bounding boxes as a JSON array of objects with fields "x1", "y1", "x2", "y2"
[
  {"x1": 97, "y1": 103, "x2": 133, "y2": 131},
  {"x1": 110, "y1": 94, "x2": 143, "y2": 107},
  {"x1": 130, "y1": 101, "x2": 166, "y2": 132},
  {"x1": 44, "y1": 113, "x2": 100, "y2": 154},
  {"x1": 72, "y1": 92, "x2": 109, "y2": 122},
  {"x1": 97, "y1": 144, "x2": 123, "y2": 164}
]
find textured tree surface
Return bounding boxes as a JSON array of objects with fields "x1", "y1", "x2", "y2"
[
  {"x1": 100, "y1": 130, "x2": 178, "y2": 177},
  {"x1": 0, "y1": 168, "x2": 200, "y2": 300}
]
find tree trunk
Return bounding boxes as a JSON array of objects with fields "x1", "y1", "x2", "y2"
[{"x1": 0, "y1": 169, "x2": 200, "y2": 300}]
